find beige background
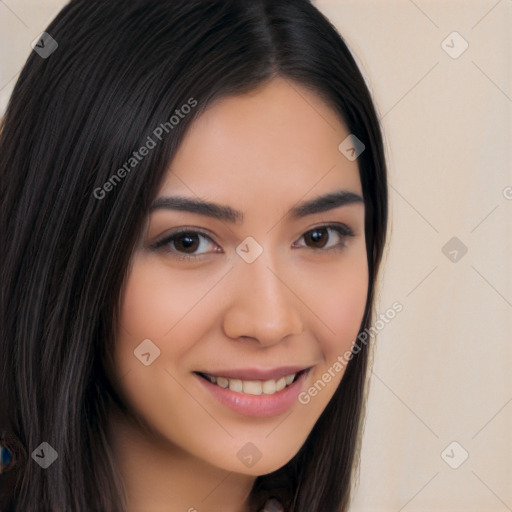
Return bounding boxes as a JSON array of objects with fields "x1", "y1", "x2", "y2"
[{"x1": 1, "y1": 1, "x2": 511, "y2": 511}]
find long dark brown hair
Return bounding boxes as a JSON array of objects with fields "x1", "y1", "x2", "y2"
[{"x1": 0, "y1": 1, "x2": 388, "y2": 510}]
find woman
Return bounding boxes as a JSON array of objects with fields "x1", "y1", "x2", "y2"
[{"x1": 0, "y1": 1, "x2": 388, "y2": 510}]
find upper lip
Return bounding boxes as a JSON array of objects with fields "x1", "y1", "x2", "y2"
[{"x1": 195, "y1": 365, "x2": 311, "y2": 381}]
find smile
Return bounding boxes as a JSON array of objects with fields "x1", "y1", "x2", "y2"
[
  {"x1": 196, "y1": 372, "x2": 299, "y2": 395},
  {"x1": 194, "y1": 368, "x2": 311, "y2": 417}
]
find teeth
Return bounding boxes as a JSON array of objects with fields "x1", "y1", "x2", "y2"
[
  {"x1": 275, "y1": 377, "x2": 286, "y2": 391},
  {"x1": 261, "y1": 379, "x2": 276, "y2": 394},
  {"x1": 242, "y1": 380, "x2": 262, "y2": 395},
  {"x1": 202, "y1": 372, "x2": 298, "y2": 395},
  {"x1": 228, "y1": 379, "x2": 243, "y2": 392},
  {"x1": 216, "y1": 376, "x2": 229, "y2": 388}
]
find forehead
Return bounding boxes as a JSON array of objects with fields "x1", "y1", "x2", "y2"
[{"x1": 160, "y1": 77, "x2": 362, "y2": 205}]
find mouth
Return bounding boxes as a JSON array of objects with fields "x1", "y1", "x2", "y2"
[
  {"x1": 194, "y1": 369, "x2": 307, "y2": 396},
  {"x1": 193, "y1": 367, "x2": 312, "y2": 417}
]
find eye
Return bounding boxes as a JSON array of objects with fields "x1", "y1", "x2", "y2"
[
  {"x1": 294, "y1": 224, "x2": 354, "y2": 251},
  {"x1": 151, "y1": 229, "x2": 220, "y2": 260}
]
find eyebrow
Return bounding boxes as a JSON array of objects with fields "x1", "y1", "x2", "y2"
[{"x1": 150, "y1": 190, "x2": 364, "y2": 223}]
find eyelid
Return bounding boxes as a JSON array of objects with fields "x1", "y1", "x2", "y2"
[
  {"x1": 150, "y1": 222, "x2": 355, "y2": 260},
  {"x1": 292, "y1": 222, "x2": 355, "y2": 249},
  {"x1": 301, "y1": 222, "x2": 354, "y2": 237},
  {"x1": 149, "y1": 227, "x2": 221, "y2": 256}
]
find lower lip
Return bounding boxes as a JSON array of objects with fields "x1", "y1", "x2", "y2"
[{"x1": 195, "y1": 370, "x2": 310, "y2": 418}]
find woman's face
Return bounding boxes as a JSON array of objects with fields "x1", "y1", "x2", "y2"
[{"x1": 114, "y1": 77, "x2": 368, "y2": 475}]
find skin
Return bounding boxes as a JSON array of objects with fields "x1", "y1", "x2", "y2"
[{"x1": 109, "y1": 77, "x2": 368, "y2": 512}]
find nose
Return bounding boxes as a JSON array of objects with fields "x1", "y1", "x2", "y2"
[{"x1": 222, "y1": 257, "x2": 304, "y2": 347}]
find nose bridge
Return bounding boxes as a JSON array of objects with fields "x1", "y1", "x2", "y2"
[{"x1": 222, "y1": 249, "x2": 303, "y2": 344}]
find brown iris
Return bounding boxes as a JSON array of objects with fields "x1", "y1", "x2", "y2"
[
  {"x1": 303, "y1": 227, "x2": 329, "y2": 249},
  {"x1": 173, "y1": 232, "x2": 200, "y2": 253}
]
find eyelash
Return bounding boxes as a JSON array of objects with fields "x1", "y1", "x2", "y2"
[{"x1": 150, "y1": 223, "x2": 355, "y2": 261}]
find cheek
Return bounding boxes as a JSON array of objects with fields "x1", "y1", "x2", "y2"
[
  {"x1": 113, "y1": 259, "x2": 224, "y2": 414},
  {"x1": 305, "y1": 254, "x2": 369, "y2": 360},
  {"x1": 120, "y1": 261, "x2": 186, "y2": 339},
  {"x1": 113, "y1": 262, "x2": 214, "y2": 432},
  {"x1": 118, "y1": 260, "x2": 218, "y2": 354},
  {"x1": 114, "y1": 263, "x2": 184, "y2": 392},
  {"x1": 295, "y1": 255, "x2": 368, "y2": 415}
]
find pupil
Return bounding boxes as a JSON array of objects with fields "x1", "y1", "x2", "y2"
[
  {"x1": 176, "y1": 233, "x2": 199, "y2": 252},
  {"x1": 308, "y1": 228, "x2": 327, "y2": 248}
]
